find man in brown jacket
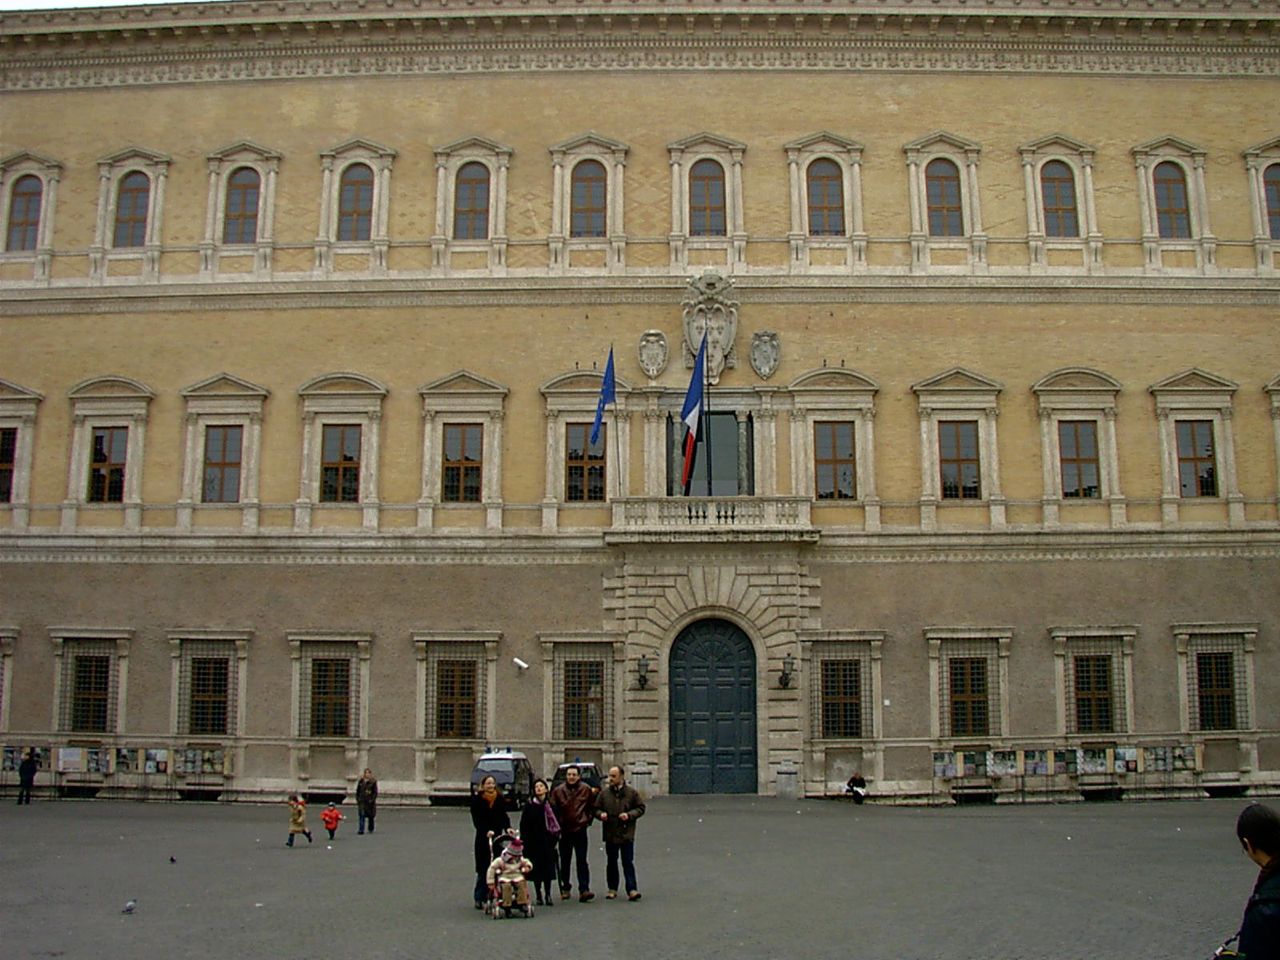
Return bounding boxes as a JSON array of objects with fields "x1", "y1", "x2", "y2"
[
  {"x1": 595, "y1": 765, "x2": 645, "y2": 901},
  {"x1": 550, "y1": 765, "x2": 596, "y2": 902}
]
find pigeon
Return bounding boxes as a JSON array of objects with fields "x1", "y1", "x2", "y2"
[
  {"x1": 122, "y1": 899, "x2": 137, "y2": 914},
  {"x1": 169, "y1": 856, "x2": 176, "y2": 863}
]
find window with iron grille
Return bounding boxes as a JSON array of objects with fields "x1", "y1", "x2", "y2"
[
  {"x1": 1183, "y1": 633, "x2": 1251, "y2": 733},
  {"x1": 814, "y1": 421, "x2": 856, "y2": 500},
  {"x1": 1072, "y1": 655, "x2": 1113, "y2": 734},
  {"x1": 0, "y1": 426, "x2": 15, "y2": 503},
  {"x1": 442, "y1": 423, "x2": 483, "y2": 503},
  {"x1": 820, "y1": 660, "x2": 862, "y2": 738},
  {"x1": 176, "y1": 640, "x2": 238, "y2": 737},
  {"x1": 202, "y1": 425, "x2": 243, "y2": 504},
  {"x1": 113, "y1": 171, "x2": 150, "y2": 248},
  {"x1": 6, "y1": 174, "x2": 42, "y2": 252},
  {"x1": 949, "y1": 658, "x2": 989, "y2": 737},
  {"x1": 1057, "y1": 635, "x2": 1131, "y2": 736},
  {"x1": 1058, "y1": 420, "x2": 1100, "y2": 499},
  {"x1": 297, "y1": 643, "x2": 361, "y2": 738},
  {"x1": 58, "y1": 640, "x2": 119, "y2": 734},
  {"x1": 806, "y1": 159, "x2": 845, "y2": 236},
  {"x1": 88, "y1": 426, "x2": 128, "y2": 503},
  {"x1": 320, "y1": 424, "x2": 361, "y2": 503},
  {"x1": 222, "y1": 167, "x2": 261, "y2": 245},
  {"x1": 565, "y1": 423, "x2": 606, "y2": 502},
  {"x1": 1039, "y1": 161, "x2": 1079, "y2": 238},
  {"x1": 435, "y1": 659, "x2": 478, "y2": 739},
  {"x1": 925, "y1": 158, "x2": 963, "y2": 237},
  {"x1": 570, "y1": 160, "x2": 608, "y2": 239},
  {"x1": 935, "y1": 637, "x2": 1003, "y2": 740},
  {"x1": 808, "y1": 638, "x2": 878, "y2": 740},
  {"x1": 552, "y1": 647, "x2": 612, "y2": 741},
  {"x1": 939, "y1": 420, "x2": 981, "y2": 500},
  {"x1": 1175, "y1": 420, "x2": 1216, "y2": 497}
]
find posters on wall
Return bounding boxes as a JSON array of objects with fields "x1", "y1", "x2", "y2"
[
  {"x1": 932, "y1": 751, "x2": 956, "y2": 778},
  {"x1": 1023, "y1": 750, "x2": 1050, "y2": 776},
  {"x1": 1115, "y1": 746, "x2": 1139, "y2": 774},
  {"x1": 144, "y1": 749, "x2": 169, "y2": 774}
]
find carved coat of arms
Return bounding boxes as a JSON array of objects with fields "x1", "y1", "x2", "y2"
[
  {"x1": 638, "y1": 330, "x2": 668, "y2": 380},
  {"x1": 682, "y1": 270, "x2": 738, "y2": 385},
  {"x1": 750, "y1": 331, "x2": 780, "y2": 380}
]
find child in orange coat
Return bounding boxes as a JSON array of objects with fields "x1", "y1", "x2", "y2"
[{"x1": 321, "y1": 802, "x2": 344, "y2": 840}]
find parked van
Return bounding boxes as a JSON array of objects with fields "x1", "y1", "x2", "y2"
[{"x1": 470, "y1": 750, "x2": 535, "y2": 808}]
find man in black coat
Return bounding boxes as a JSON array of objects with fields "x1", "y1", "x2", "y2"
[
  {"x1": 17, "y1": 749, "x2": 37, "y2": 805},
  {"x1": 1234, "y1": 802, "x2": 1280, "y2": 960}
]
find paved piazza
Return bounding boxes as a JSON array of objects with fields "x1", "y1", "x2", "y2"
[{"x1": 0, "y1": 795, "x2": 1261, "y2": 959}]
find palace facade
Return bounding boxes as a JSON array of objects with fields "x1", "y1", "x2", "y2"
[{"x1": 1, "y1": 0, "x2": 1279, "y2": 803}]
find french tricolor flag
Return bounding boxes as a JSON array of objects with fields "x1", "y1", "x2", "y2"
[{"x1": 680, "y1": 334, "x2": 707, "y2": 493}]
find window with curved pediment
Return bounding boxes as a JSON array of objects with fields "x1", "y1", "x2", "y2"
[
  {"x1": 0, "y1": 378, "x2": 42, "y2": 525},
  {"x1": 294, "y1": 373, "x2": 387, "y2": 531},
  {"x1": 538, "y1": 369, "x2": 631, "y2": 528}
]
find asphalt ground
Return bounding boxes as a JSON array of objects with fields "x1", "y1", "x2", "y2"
[{"x1": 0, "y1": 795, "x2": 1261, "y2": 960}]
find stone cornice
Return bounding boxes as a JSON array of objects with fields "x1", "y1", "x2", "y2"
[
  {"x1": 2, "y1": 528, "x2": 1279, "y2": 567},
  {"x1": 2, "y1": 2, "x2": 1277, "y2": 89},
  {"x1": 3, "y1": 273, "x2": 1279, "y2": 316}
]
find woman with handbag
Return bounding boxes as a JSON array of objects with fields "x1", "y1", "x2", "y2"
[{"x1": 519, "y1": 778, "x2": 561, "y2": 906}]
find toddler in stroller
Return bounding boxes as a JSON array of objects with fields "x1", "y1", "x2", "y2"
[{"x1": 485, "y1": 830, "x2": 534, "y2": 919}]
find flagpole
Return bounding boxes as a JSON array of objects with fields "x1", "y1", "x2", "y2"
[
  {"x1": 703, "y1": 335, "x2": 713, "y2": 498},
  {"x1": 608, "y1": 344, "x2": 620, "y2": 503}
]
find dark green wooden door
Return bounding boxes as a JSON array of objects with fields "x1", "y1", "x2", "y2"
[{"x1": 669, "y1": 619, "x2": 757, "y2": 794}]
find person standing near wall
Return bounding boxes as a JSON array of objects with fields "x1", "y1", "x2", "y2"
[
  {"x1": 550, "y1": 765, "x2": 596, "y2": 902},
  {"x1": 16, "y1": 750, "x2": 37, "y2": 805},
  {"x1": 356, "y1": 768, "x2": 378, "y2": 835}
]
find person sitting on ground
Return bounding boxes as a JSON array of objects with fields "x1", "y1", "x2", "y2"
[
  {"x1": 486, "y1": 837, "x2": 534, "y2": 911},
  {"x1": 1234, "y1": 801, "x2": 1280, "y2": 959},
  {"x1": 845, "y1": 771, "x2": 868, "y2": 805}
]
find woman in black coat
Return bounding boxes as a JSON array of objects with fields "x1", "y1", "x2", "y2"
[
  {"x1": 518, "y1": 778, "x2": 559, "y2": 906},
  {"x1": 470, "y1": 775, "x2": 510, "y2": 908}
]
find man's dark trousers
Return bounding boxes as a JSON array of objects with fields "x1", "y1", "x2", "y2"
[
  {"x1": 558, "y1": 829, "x2": 590, "y2": 893},
  {"x1": 606, "y1": 840, "x2": 637, "y2": 894}
]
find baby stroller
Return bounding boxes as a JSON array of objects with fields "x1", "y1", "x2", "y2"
[{"x1": 486, "y1": 829, "x2": 534, "y2": 920}]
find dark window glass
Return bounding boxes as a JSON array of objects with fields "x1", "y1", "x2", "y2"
[
  {"x1": 1058, "y1": 420, "x2": 1100, "y2": 499},
  {"x1": 564, "y1": 660, "x2": 604, "y2": 739},
  {"x1": 454, "y1": 163, "x2": 490, "y2": 240},
  {"x1": 1040, "y1": 160, "x2": 1079, "y2": 238},
  {"x1": 688, "y1": 159, "x2": 726, "y2": 237},
  {"x1": 113, "y1": 172, "x2": 150, "y2": 248},
  {"x1": 320, "y1": 424, "x2": 361, "y2": 503},
  {"x1": 814, "y1": 421, "x2": 856, "y2": 500},
  {"x1": 1265, "y1": 163, "x2": 1280, "y2": 241},
  {"x1": 949, "y1": 657, "x2": 989, "y2": 737},
  {"x1": 570, "y1": 160, "x2": 607, "y2": 239},
  {"x1": 189, "y1": 657, "x2": 229, "y2": 736},
  {"x1": 821, "y1": 659, "x2": 862, "y2": 738},
  {"x1": 6, "y1": 174, "x2": 43, "y2": 252},
  {"x1": 806, "y1": 159, "x2": 845, "y2": 236},
  {"x1": 72, "y1": 655, "x2": 111, "y2": 732},
  {"x1": 436, "y1": 660, "x2": 477, "y2": 738},
  {"x1": 1153, "y1": 161, "x2": 1191, "y2": 239},
  {"x1": 1197, "y1": 651, "x2": 1236, "y2": 731},
  {"x1": 310, "y1": 658, "x2": 350, "y2": 737},
  {"x1": 88, "y1": 426, "x2": 128, "y2": 503},
  {"x1": 222, "y1": 167, "x2": 261, "y2": 245},
  {"x1": 0, "y1": 426, "x2": 15, "y2": 503},
  {"x1": 925, "y1": 158, "x2": 963, "y2": 237},
  {"x1": 442, "y1": 424, "x2": 483, "y2": 503},
  {"x1": 565, "y1": 423, "x2": 606, "y2": 502},
  {"x1": 1175, "y1": 420, "x2": 1216, "y2": 497},
  {"x1": 938, "y1": 421, "x2": 981, "y2": 500},
  {"x1": 202, "y1": 425, "x2": 243, "y2": 504},
  {"x1": 337, "y1": 164, "x2": 374, "y2": 242},
  {"x1": 1074, "y1": 655, "x2": 1114, "y2": 734}
]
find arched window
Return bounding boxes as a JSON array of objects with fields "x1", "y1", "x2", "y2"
[
  {"x1": 1039, "y1": 160, "x2": 1079, "y2": 238},
  {"x1": 1153, "y1": 161, "x2": 1191, "y2": 239},
  {"x1": 6, "y1": 174, "x2": 42, "y2": 252},
  {"x1": 454, "y1": 162, "x2": 490, "y2": 241},
  {"x1": 806, "y1": 159, "x2": 844, "y2": 236},
  {"x1": 1264, "y1": 163, "x2": 1280, "y2": 240},
  {"x1": 570, "y1": 160, "x2": 607, "y2": 239},
  {"x1": 222, "y1": 167, "x2": 261, "y2": 245},
  {"x1": 113, "y1": 171, "x2": 150, "y2": 248},
  {"x1": 925, "y1": 159, "x2": 963, "y2": 237},
  {"x1": 336, "y1": 164, "x2": 374, "y2": 242},
  {"x1": 689, "y1": 159, "x2": 726, "y2": 237}
]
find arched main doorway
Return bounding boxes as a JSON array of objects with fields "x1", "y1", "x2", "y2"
[{"x1": 668, "y1": 618, "x2": 757, "y2": 793}]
